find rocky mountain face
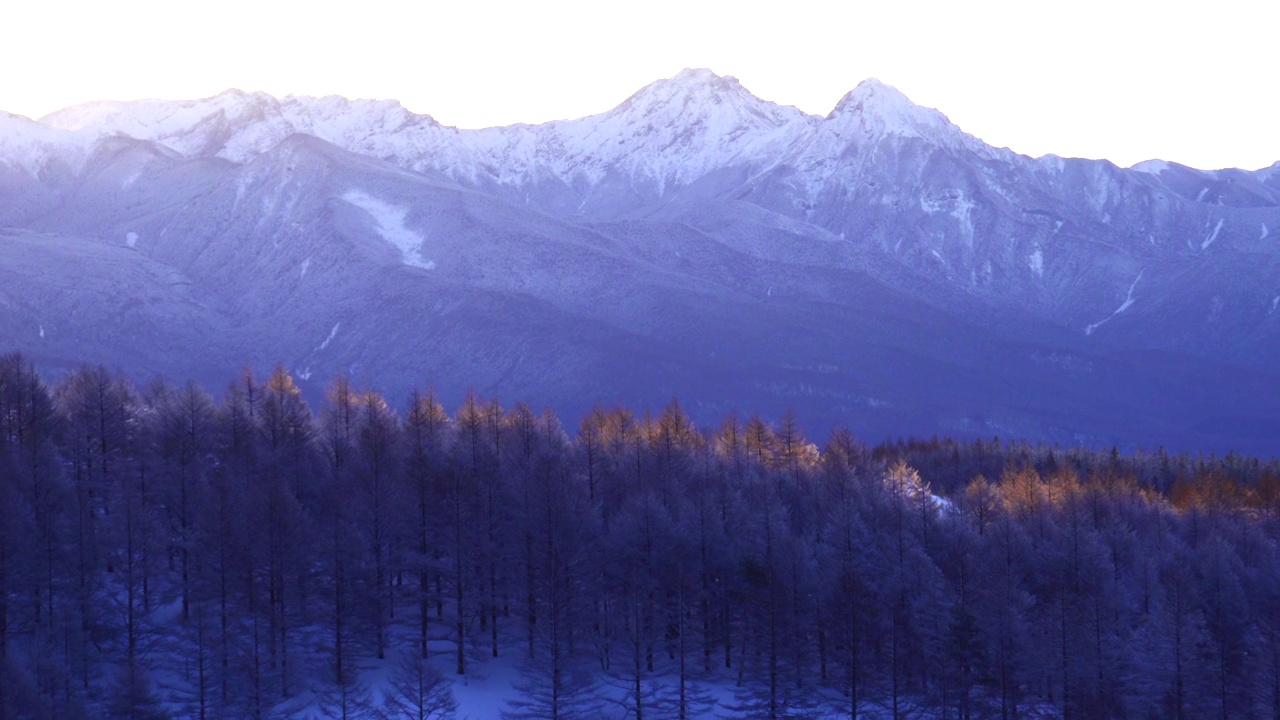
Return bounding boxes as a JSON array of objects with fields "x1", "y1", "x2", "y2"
[{"x1": 3, "y1": 69, "x2": 1278, "y2": 454}]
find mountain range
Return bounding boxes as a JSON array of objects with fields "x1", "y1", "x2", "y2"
[{"x1": 2, "y1": 69, "x2": 1278, "y2": 455}]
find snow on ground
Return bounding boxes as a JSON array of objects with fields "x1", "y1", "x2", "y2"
[
  {"x1": 548, "y1": 67, "x2": 808, "y2": 190},
  {"x1": 933, "y1": 493, "x2": 958, "y2": 514},
  {"x1": 1114, "y1": 273, "x2": 1142, "y2": 314},
  {"x1": 1195, "y1": 187, "x2": 1209, "y2": 202},
  {"x1": 1263, "y1": 223, "x2": 1270, "y2": 240},
  {"x1": 1039, "y1": 154, "x2": 1065, "y2": 173},
  {"x1": 343, "y1": 190, "x2": 437, "y2": 269},
  {"x1": 272, "y1": 636, "x2": 863, "y2": 719},
  {"x1": 1086, "y1": 271, "x2": 1143, "y2": 336},
  {"x1": 442, "y1": 648, "x2": 524, "y2": 719},
  {"x1": 126, "y1": 231, "x2": 138, "y2": 248},
  {"x1": 1202, "y1": 218, "x2": 1224, "y2": 250},
  {"x1": 1028, "y1": 247, "x2": 1044, "y2": 276},
  {"x1": 136, "y1": 589, "x2": 956, "y2": 720},
  {"x1": 300, "y1": 257, "x2": 311, "y2": 279},
  {"x1": 1131, "y1": 159, "x2": 1170, "y2": 175},
  {"x1": 952, "y1": 193, "x2": 975, "y2": 240},
  {"x1": 919, "y1": 196, "x2": 945, "y2": 214},
  {"x1": 316, "y1": 323, "x2": 339, "y2": 352},
  {"x1": 826, "y1": 77, "x2": 958, "y2": 145},
  {"x1": 0, "y1": 112, "x2": 95, "y2": 175}
]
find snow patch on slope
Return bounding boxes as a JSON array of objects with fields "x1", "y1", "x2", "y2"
[
  {"x1": 919, "y1": 191, "x2": 975, "y2": 239},
  {"x1": 919, "y1": 196, "x2": 945, "y2": 214},
  {"x1": 343, "y1": 191, "x2": 436, "y2": 269},
  {"x1": 1086, "y1": 271, "x2": 1143, "y2": 336},
  {"x1": 126, "y1": 231, "x2": 138, "y2": 248},
  {"x1": 1029, "y1": 248, "x2": 1044, "y2": 277},
  {"x1": 1262, "y1": 224, "x2": 1270, "y2": 240},
  {"x1": 1202, "y1": 219, "x2": 1224, "y2": 250},
  {"x1": 316, "y1": 323, "x2": 339, "y2": 352},
  {"x1": 952, "y1": 194, "x2": 975, "y2": 239}
]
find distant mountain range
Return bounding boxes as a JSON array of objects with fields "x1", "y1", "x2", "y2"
[{"x1": 2, "y1": 69, "x2": 1278, "y2": 454}]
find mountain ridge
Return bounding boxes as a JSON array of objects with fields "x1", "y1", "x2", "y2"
[
  {"x1": 2, "y1": 69, "x2": 1278, "y2": 455},
  {"x1": 30, "y1": 69, "x2": 1277, "y2": 173}
]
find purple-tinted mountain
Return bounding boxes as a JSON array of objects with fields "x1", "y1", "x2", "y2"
[{"x1": 2, "y1": 70, "x2": 1278, "y2": 454}]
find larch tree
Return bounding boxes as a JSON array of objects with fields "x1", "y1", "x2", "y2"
[
  {"x1": 355, "y1": 389, "x2": 401, "y2": 660},
  {"x1": 403, "y1": 387, "x2": 450, "y2": 660}
]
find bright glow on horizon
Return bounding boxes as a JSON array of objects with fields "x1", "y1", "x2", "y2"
[{"x1": 5, "y1": 0, "x2": 1277, "y2": 170}]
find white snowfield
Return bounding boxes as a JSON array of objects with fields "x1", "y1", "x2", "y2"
[
  {"x1": 342, "y1": 190, "x2": 436, "y2": 269},
  {"x1": 0, "y1": 110, "x2": 95, "y2": 174}
]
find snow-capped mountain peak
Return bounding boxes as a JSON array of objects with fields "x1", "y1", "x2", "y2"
[
  {"x1": 41, "y1": 88, "x2": 276, "y2": 135},
  {"x1": 38, "y1": 89, "x2": 457, "y2": 167},
  {"x1": 274, "y1": 95, "x2": 442, "y2": 158},
  {"x1": 0, "y1": 111, "x2": 95, "y2": 175},
  {"x1": 536, "y1": 68, "x2": 809, "y2": 188},
  {"x1": 825, "y1": 78, "x2": 955, "y2": 142},
  {"x1": 19, "y1": 72, "x2": 982, "y2": 193},
  {"x1": 612, "y1": 67, "x2": 804, "y2": 130},
  {"x1": 630, "y1": 66, "x2": 739, "y2": 95}
]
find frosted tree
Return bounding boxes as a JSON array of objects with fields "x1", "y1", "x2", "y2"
[
  {"x1": 503, "y1": 427, "x2": 601, "y2": 720},
  {"x1": 108, "y1": 660, "x2": 170, "y2": 720},
  {"x1": 321, "y1": 375, "x2": 362, "y2": 690},
  {"x1": 379, "y1": 652, "x2": 457, "y2": 720},
  {"x1": 148, "y1": 380, "x2": 216, "y2": 622},
  {"x1": 253, "y1": 365, "x2": 314, "y2": 701},
  {"x1": 355, "y1": 389, "x2": 402, "y2": 661},
  {"x1": 403, "y1": 387, "x2": 451, "y2": 660}
]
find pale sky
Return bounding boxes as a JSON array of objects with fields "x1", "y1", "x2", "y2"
[{"x1": 4, "y1": 0, "x2": 1277, "y2": 170}]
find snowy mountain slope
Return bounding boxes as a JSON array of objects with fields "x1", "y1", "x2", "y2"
[
  {"x1": 0, "y1": 228, "x2": 232, "y2": 379},
  {"x1": 39, "y1": 69, "x2": 1276, "y2": 257},
  {"x1": 0, "y1": 110, "x2": 96, "y2": 177},
  {"x1": 6, "y1": 71, "x2": 1280, "y2": 453},
  {"x1": 39, "y1": 71, "x2": 984, "y2": 202},
  {"x1": 41, "y1": 70, "x2": 810, "y2": 199}
]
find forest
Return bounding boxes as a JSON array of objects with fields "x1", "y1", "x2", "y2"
[{"x1": 2, "y1": 351, "x2": 1279, "y2": 719}]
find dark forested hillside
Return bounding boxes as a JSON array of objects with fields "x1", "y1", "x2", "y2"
[{"x1": 2, "y1": 352, "x2": 1279, "y2": 719}]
